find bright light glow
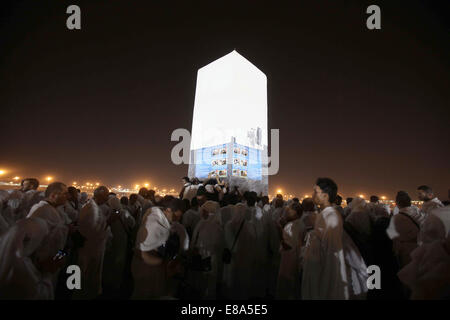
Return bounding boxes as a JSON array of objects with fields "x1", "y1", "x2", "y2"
[
  {"x1": 13, "y1": 176, "x2": 20, "y2": 180},
  {"x1": 190, "y1": 50, "x2": 267, "y2": 150},
  {"x1": 0, "y1": 170, "x2": 5, "y2": 175},
  {"x1": 359, "y1": 194, "x2": 365, "y2": 198},
  {"x1": 46, "y1": 176, "x2": 53, "y2": 182},
  {"x1": 381, "y1": 196, "x2": 386, "y2": 200},
  {"x1": 144, "y1": 183, "x2": 149, "y2": 188},
  {"x1": 96, "y1": 182, "x2": 99, "y2": 186},
  {"x1": 277, "y1": 189, "x2": 282, "y2": 194},
  {"x1": 135, "y1": 185, "x2": 140, "y2": 189}
]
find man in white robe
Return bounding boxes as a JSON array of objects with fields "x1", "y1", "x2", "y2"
[
  {"x1": 24, "y1": 182, "x2": 70, "y2": 297},
  {"x1": 302, "y1": 178, "x2": 367, "y2": 300},
  {"x1": 417, "y1": 185, "x2": 444, "y2": 215},
  {"x1": 72, "y1": 186, "x2": 112, "y2": 300},
  {"x1": 131, "y1": 198, "x2": 186, "y2": 299}
]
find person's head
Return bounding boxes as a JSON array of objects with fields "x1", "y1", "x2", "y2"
[
  {"x1": 45, "y1": 182, "x2": 68, "y2": 207},
  {"x1": 370, "y1": 195, "x2": 379, "y2": 203},
  {"x1": 417, "y1": 185, "x2": 434, "y2": 202},
  {"x1": 129, "y1": 193, "x2": 138, "y2": 205},
  {"x1": 335, "y1": 195, "x2": 343, "y2": 206},
  {"x1": 20, "y1": 178, "x2": 40, "y2": 192},
  {"x1": 346, "y1": 197, "x2": 353, "y2": 205},
  {"x1": 313, "y1": 178, "x2": 338, "y2": 207},
  {"x1": 200, "y1": 201, "x2": 220, "y2": 219},
  {"x1": 93, "y1": 186, "x2": 110, "y2": 205},
  {"x1": 261, "y1": 196, "x2": 269, "y2": 206},
  {"x1": 162, "y1": 198, "x2": 185, "y2": 222},
  {"x1": 120, "y1": 196, "x2": 129, "y2": 206},
  {"x1": 292, "y1": 197, "x2": 300, "y2": 204},
  {"x1": 274, "y1": 198, "x2": 284, "y2": 208},
  {"x1": 182, "y1": 176, "x2": 190, "y2": 185},
  {"x1": 286, "y1": 202, "x2": 303, "y2": 222},
  {"x1": 196, "y1": 186, "x2": 208, "y2": 206},
  {"x1": 395, "y1": 191, "x2": 411, "y2": 209},
  {"x1": 67, "y1": 186, "x2": 78, "y2": 201},
  {"x1": 301, "y1": 197, "x2": 315, "y2": 212},
  {"x1": 245, "y1": 192, "x2": 257, "y2": 207},
  {"x1": 147, "y1": 189, "x2": 156, "y2": 201},
  {"x1": 182, "y1": 198, "x2": 191, "y2": 211},
  {"x1": 190, "y1": 196, "x2": 199, "y2": 209},
  {"x1": 138, "y1": 187, "x2": 148, "y2": 198},
  {"x1": 276, "y1": 194, "x2": 283, "y2": 200}
]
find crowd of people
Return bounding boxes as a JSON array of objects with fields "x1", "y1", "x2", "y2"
[{"x1": 0, "y1": 174, "x2": 449, "y2": 300}]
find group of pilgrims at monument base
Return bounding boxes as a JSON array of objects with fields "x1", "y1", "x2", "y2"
[{"x1": 0, "y1": 175, "x2": 449, "y2": 300}]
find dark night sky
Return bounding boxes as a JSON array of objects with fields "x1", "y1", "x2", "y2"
[{"x1": 0, "y1": 0, "x2": 449, "y2": 199}]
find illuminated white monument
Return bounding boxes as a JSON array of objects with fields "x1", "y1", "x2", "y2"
[{"x1": 189, "y1": 50, "x2": 268, "y2": 194}]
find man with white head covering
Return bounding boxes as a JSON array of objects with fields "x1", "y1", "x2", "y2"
[
  {"x1": 188, "y1": 200, "x2": 224, "y2": 299},
  {"x1": 386, "y1": 191, "x2": 424, "y2": 269},
  {"x1": 131, "y1": 197, "x2": 186, "y2": 299},
  {"x1": 72, "y1": 186, "x2": 112, "y2": 300},
  {"x1": 417, "y1": 185, "x2": 444, "y2": 215},
  {"x1": 398, "y1": 205, "x2": 450, "y2": 299}
]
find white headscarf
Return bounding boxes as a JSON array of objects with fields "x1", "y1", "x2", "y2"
[{"x1": 137, "y1": 207, "x2": 171, "y2": 252}]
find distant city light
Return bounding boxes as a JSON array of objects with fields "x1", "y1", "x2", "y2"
[
  {"x1": 13, "y1": 176, "x2": 20, "y2": 180},
  {"x1": 359, "y1": 194, "x2": 365, "y2": 198}
]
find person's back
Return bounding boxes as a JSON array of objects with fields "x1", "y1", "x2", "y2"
[
  {"x1": 386, "y1": 191, "x2": 422, "y2": 269},
  {"x1": 222, "y1": 204, "x2": 256, "y2": 299},
  {"x1": 0, "y1": 217, "x2": 53, "y2": 299}
]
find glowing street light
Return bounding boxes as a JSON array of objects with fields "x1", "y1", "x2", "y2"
[
  {"x1": 0, "y1": 170, "x2": 5, "y2": 175},
  {"x1": 277, "y1": 189, "x2": 282, "y2": 194},
  {"x1": 46, "y1": 176, "x2": 53, "y2": 183},
  {"x1": 95, "y1": 182, "x2": 99, "y2": 186},
  {"x1": 13, "y1": 176, "x2": 20, "y2": 181},
  {"x1": 381, "y1": 196, "x2": 386, "y2": 200},
  {"x1": 359, "y1": 194, "x2": 365, "y2": 199}
]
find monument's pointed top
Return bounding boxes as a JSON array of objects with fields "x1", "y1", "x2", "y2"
[{"x1": 199, "y1": 50, "x2": 266, "y2": 78}]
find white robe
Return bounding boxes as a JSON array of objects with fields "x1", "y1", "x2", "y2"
[
  {"x1": 0, "y1": 217, "x2": 53, "y2": 299},
  {"x1": 302, "y1": 206, "x2": 367, "y2": 300},
  {"x1": 72, "y1": 199, "x2": 110, "y2": 300},
  {"x1": 26, "y1": 201, "x2": 69, "y2": 291}
]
